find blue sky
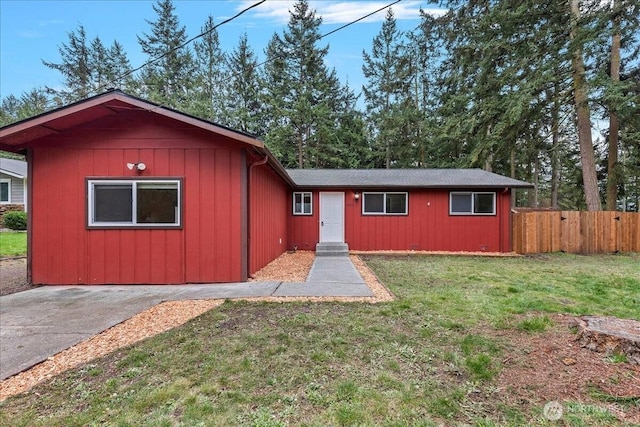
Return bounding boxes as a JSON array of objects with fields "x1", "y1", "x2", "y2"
[{"x1": 0, "y1": 0, "x2": 443, "y2": 101}]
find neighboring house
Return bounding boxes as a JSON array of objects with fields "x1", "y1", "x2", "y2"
[
  {"x1": 0, "y1": 90, "x2": 532, "y2": 285},
  {"x1": 0, "y1": 157, "x2": 27, "y2": 228},
  {"x1": 0, "y1": 157, "x2": 27, "y2": 209}
]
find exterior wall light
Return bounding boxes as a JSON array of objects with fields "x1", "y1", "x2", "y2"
[
  {"x1": 354, "y1": 192, "x2": 360, "y2": 200},
  {"x1": 126, "y1": 162, "x2": 146, "y2": 171}
]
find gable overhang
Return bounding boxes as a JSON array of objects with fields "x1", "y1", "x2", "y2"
[{"x1": 0, "y1": 90, "x2": 265, "y2": 151}]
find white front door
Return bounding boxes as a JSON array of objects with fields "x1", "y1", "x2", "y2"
[{"x1": 319, "y1": 192, "x2": 344, "y2": 243}]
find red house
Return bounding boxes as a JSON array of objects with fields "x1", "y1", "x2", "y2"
[{"x1": 0, "y1": 91, "x2": 532, "y2": 285}]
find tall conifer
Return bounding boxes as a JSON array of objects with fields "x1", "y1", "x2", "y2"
[{"x1": 137, "y1": 0, "x2": 195, "y2": 107}]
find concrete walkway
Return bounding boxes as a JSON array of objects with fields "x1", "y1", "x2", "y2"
[{"x1": 0, "y1": 256, "x2": 372, "y2": 380}]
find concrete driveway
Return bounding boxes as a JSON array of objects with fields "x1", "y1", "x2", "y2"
[{"x1": 0, "y1": 256, "x2": 373, "y2": 380}]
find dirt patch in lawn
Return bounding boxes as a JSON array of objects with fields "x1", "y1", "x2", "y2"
[
  {"x1": 492, "y1": 313, "x2": 640, "y2": 424},
  {"x1": 2, "y1": 252, "x2": 637, "y2": 424}
]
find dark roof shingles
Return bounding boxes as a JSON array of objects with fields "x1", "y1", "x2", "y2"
[{"x1": 286, "y1": 169, "x2": 532, "y2": 188}]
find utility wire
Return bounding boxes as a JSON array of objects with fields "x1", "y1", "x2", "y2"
[
  {"x1": 321, "y1": 0, "x2": 401, "y2": 40},
  {"x1": 99, "y1": 0, "x2": 266, "y2": 93},
  {"x1": 227, "y1": 0, "x2": 403, "y2": 91},
  {"x1": 18, "y1": 0, "x2": 401, "y2": 111}
]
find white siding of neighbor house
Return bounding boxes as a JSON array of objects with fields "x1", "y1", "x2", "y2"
[{"x1": 0, "y1": 173, "x2": 25, "y2": 205}]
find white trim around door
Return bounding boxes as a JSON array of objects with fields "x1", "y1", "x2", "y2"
[{"x1": 319, "y1": 192, "x2": 344, "y2": 243}]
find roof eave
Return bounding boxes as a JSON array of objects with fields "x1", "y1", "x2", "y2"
[
  {"x1": 292, "y1": 183, "x2": 534, "y2": 189},
  {"x1": 0, "y1": 91, "x2": 265, "y2": 149},
  {"x1": 0, "y1": 169, "x2": 25, "y2": 179}
]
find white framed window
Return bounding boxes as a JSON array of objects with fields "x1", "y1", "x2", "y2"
[
  {"x1": 449, "y1": 191, "x2": 496, "y2": 215},
  {"x1": 88, "y1": 179, "x2": 181, "y2": 228},
  {"x1": 293, "y1": 192, "x2": 312, "y2": 215},
  {"x1": 362, "y1": 192, "x2": 408, "y2": 215},
  {"x1": 0, "y1": 179, "x2": 10, "y2": 203}
]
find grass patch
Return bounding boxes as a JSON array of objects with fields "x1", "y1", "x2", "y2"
[
  {"x1": 517, "y1": 315, "x2": 552, "y2": 333},
  {"x1": 0, "y1": 253, "x2": 638, "y2": 426},
  {"x1": 0, "y1": 232, "x2": 26, "y2": 257}
]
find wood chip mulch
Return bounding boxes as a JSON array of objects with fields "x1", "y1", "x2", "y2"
[{"x1": 0, "y1": 251, "x2": 393, "y2": 401}]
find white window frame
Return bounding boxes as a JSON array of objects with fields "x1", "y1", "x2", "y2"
[
  {"x1": 293, "y1": 191, "x2": 313, "y2": 215},
  {"x1": 88, "y1": 179, "x2": 182, "y2": 228},
  {"x1": 449, "y1": 191, "x2": 496, "y2": 215},
  {"x1": 0, "y1": 179, "x2": 10, "y2": 203},
  {"x1": 362, "y1": 192, "x2": 408, "y2": 215}
]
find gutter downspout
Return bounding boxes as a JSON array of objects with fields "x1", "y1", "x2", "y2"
[{"x1": 246, "y1": 155, "x2": 269, "y2": 278}]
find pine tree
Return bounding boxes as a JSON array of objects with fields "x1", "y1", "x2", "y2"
[{"x1": 137, "y1": 0, "x2": 195, "y2": 108}]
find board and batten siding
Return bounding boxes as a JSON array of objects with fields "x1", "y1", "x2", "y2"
[
  {"x1": 288, "y1": 189, "x2": 512, "y2": 252},
  {"x1": 28, "y1": 110, "x2": 246, "y2": 285},
  {"x1": 248, "y1": 162, "x2": 288, "y2": 275}
]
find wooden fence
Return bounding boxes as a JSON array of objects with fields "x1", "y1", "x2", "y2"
[{"x1": 512, "y1": 211, "x2": 640, "y2": 254}]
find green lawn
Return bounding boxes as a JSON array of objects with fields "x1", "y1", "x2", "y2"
[
  {"x1": 0, "y1": 253, "x2": 638, "y2": 426},
  {"x1": 0, "y1": 232, "x2": 27, "y2": 257}
]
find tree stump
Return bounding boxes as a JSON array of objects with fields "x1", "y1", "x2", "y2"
[{"x1": 575, "y1": 316, "x2": 640, "y2": 365}]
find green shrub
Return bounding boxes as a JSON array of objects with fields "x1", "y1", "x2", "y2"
[{"x1": 3, "y1": 211, "x2": 27, "y2": 230}]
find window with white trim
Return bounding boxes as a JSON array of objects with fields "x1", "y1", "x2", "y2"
[
  {"x1": 362, "y1": 192, "x2": 408, "y2": 215},
  {"x1": 293, "y1": 192, "x2": 312, "y2": 215},
  {"x1": 449, "y1": 191, "x2": 496, "y2": 215},
  {"x1": 88, "y1": 179, "x2": 181, "y2": 227},
  {"x1": 0, "y1": 179, "x2": 10, "y2": 203}
]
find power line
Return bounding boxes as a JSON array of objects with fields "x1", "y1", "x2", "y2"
[
  {"x1": 100, "y1": 0, "x2": 266, "y2": 93},
  {"x1": 233, "y1": 0, "x2": 403, "y2": 90},
  {"x1": 7, "y1": 0, "x2": 402, "y2": 112},
  {"x1": 321, "y1": 0, "x2": 401, "y2": 40}
]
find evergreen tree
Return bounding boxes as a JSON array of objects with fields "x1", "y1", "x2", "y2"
[
  {"x1": 88, "y1": 38, "x2": 135, "y2": 93},
  {"x1": 420, "y1": 0, "x2": 607, "y2": 209},
  {"x1": 42, "y1": 25, "x2": 92, "y2": 102},
  {"x1": 262, "y1": 0, "x2": 357, "y2": 168},
  {"x1": 191, "y1": 15, "x2": 226, "y2": 122},
  {"x1": 362, "y1": 9, "x2": 416, "y2": 168},
  {"x1": 0, "y1": 95, "x2": 21, "y2": 126},
  {"x1": 105, "y1": 41, "x2": 137, "y2": 92},
  {"x1": 1, "y1": 88, "x2": 52, "y2": 126},
  {"x1": 137, "y1": 0, "x2": 195, "y2": 108},
  {"x1": 569, "y1": 0, "x2": 601, "y2": 210},
  {"x1": 408, "y1": 10, "x2": 445, "y2": 168},
  {"x1": 330, "y1": 82, "x2": 372, "y2": 168},
  {"x1": 225, "y1": 33, "x2": 263, "y2": 135},
  {"x1": 42, "y1": 25, "x2": 134, "y2": 102}
]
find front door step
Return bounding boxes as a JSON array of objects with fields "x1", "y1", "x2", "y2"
[{"x1": 315, "y1": 242, "x2": 349, "y2": 257}]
